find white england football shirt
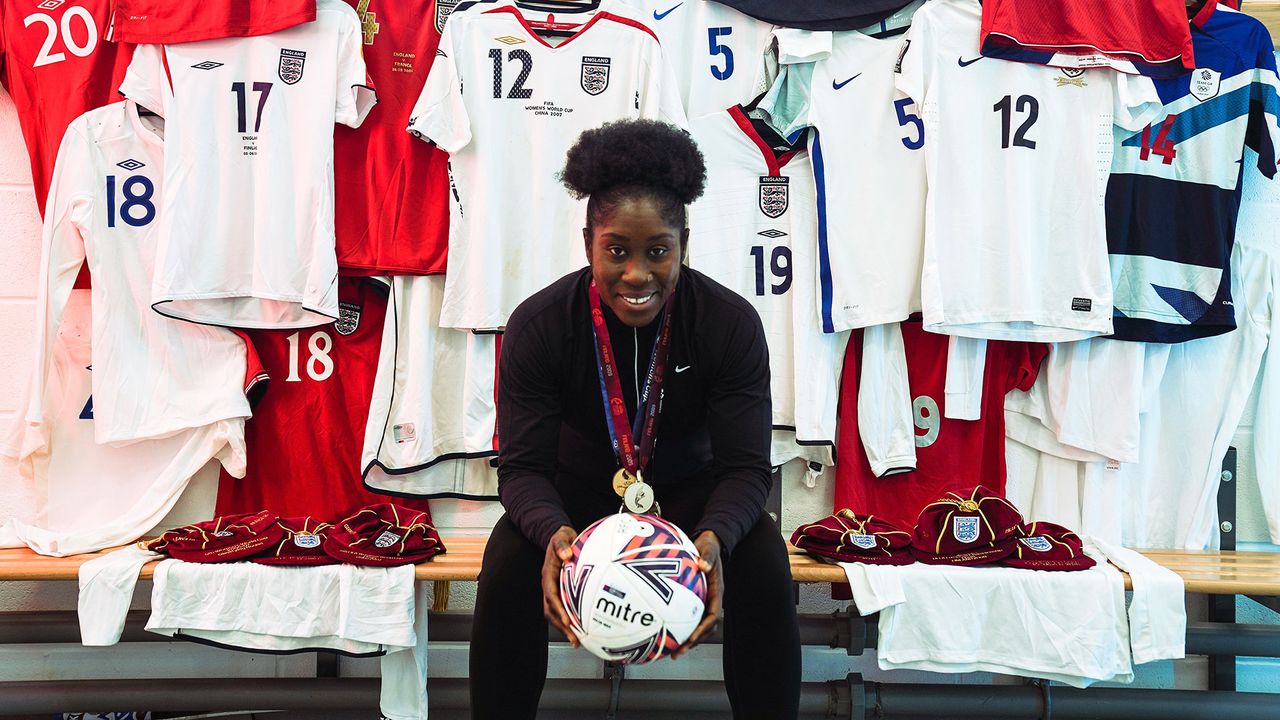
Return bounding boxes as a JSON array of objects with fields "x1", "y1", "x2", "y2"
[
  {"x1": 687, "y1": 106, "x2": 848, "y2": 467},
  {"x1": 119, "y1": 0, "x2": 376, "y2": 329},
  {"x1": 621, "y1": 0, "x2": 775, "y2": 119},
  {"x1": 771, "y1": 30, "x2": 927, "y2": 332},
  {"x1": 897, "y1": 0, "x2": 1160, "y2": 341},
  {"x1": 22, "y1": 100, "x2": 251, "y2": 446},
  {"x1": 0, "y1": 293, "x2": 249, "y2": 557},
  {"x1": 362, "y1": 275, "x2": 500, "y2": 499},
  {"x1": 409, "y1": 0, "x2": 687, "y2": 330}
]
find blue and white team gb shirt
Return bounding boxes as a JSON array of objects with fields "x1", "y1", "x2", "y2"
[
  {"x1": 120, "y1": 0, "x2": 375, "y2": 330},
  {"x1": 1105, "y1": 1, "x2": 1280, "y2": 342}
]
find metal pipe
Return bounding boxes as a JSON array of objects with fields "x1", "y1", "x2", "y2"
[
  {"x1": 0, "y1": 611, "x2": 855, "y2": 650},
  {"x1": 1186, "y1": 621, "x2": 1280, "y2": 658},
  {"x1": 864, "y1": 681, "x2": 1280, "y2": 720},
  {"x1": 0, "y1": 678, "x2": 833, "y2": 715},
  {"x1": 9, "y1": 612, "x2": 1280, "y2": 662},
  {"x1": 5, "y1": 676, "x2": 1280, "y2": 718}
]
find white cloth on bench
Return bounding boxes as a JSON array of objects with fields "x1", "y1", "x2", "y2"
[
  {"x1": 840, "y1": 549, "x2": 1133, "y2": 687},
  {"x1": 77, "y1": 547, "x2": 429, "y2": 719},
  {"x1": 1090, "y1": 538, "x2": 1186, "y2": 664},
  {"x1": 79, "y1": 544, "x2": 160, "y2": 646}
]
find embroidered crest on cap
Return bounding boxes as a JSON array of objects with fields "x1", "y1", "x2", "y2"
[
  {"x1": 293, "y1": 534, "x2": 322, "y2": 548},
  {"x1": 952, "y1": 516, "x2": 980, "y2": 543},
  {"x1": 847, "y1": 533, "x2": 878, "y2": 550},
  {"x1": 374, "y1": 530, "x2": 402, "y2": 548},
  {"x1": 1019, "y1": 536, "x2": 1054, "y2": 552}
]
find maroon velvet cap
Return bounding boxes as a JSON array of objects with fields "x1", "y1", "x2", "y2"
[
  {"x1": 909, "y1": 486, "x2": 1024, "y2": 566},
  {"x1": 791, "y1": 509, "x2": 915, "y2": 565},
  {"x1": 1003, "y1": 521, "x2": 1097, "y2": 571},
  {"x1": 251, "y1": 516, "x2": 338, "y2": 566},
  {"x1": 323, "y1": 503, "x2": 445, "y2": 567},
  {"x1": 147, "y1": 510, "x2": 284, "y2": 563}
]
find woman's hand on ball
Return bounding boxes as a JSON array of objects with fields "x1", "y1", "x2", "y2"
[
  {"x1": 672, "y1": 530, "x2": 723, "y2": 659},
  {"x1": 542, "y1": 525, "x2": 580, "y2": 648}
]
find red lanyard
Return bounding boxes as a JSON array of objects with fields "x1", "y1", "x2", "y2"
[{"x1": 587, "y1": 280, "x2": 675, "y2": 478}]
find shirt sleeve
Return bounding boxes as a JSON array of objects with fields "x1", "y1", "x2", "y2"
[
  {"x1": 407, "y1": 19, "x2": 472, "y2": 153},
  {"x1": 334, "y1": 3, "x2": 377, "y2": 129},
  {"x1": 1111, "y1": 72, "x2": 1162, "y2": 133},
  {"x1": 13, "y1": 124, "x2": 94, "y2": 463},
  {"x1": 118, "y1": 44, "x2": 170, "y2": 118},
  {"x1": 1005, "y1": 342, "x2": 1049, "y2": 393},
  {"x1": 495, "y1": 307, "x2": 574, "y2": 548},
  {"x1": 690, "y1": 304, "x2": 773, "y2": 555},
  {"x1": 640, "y1": 39, "x2": 689, "y2": 131}
]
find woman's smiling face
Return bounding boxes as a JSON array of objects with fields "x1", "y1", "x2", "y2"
[{"x1": 584, "y1": 195, "x2": 688, "y2": 327}]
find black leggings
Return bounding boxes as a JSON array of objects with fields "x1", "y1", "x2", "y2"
[{"x1": 470, "y1": 512, "x2": 801, "y2": 719}]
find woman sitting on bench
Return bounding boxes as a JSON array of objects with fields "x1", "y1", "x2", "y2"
[{"x1": 469, "y1": 119, "x2": 801, "y2": 720}]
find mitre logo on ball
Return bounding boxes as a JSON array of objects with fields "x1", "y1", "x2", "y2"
[{"x1": 560, "y1": 513, "x2": 707, "y2": 664}]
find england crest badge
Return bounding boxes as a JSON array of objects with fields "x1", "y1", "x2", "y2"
[
  {"x1": 847, "y1": 533, "x2": 878, "y2": 550},
  {"x1": 335, "y1": 301, "x2": 362, "y2": 336},
  {"x1": 374, "y1": 530, "x2": 402, "y2": 548},
  {"x1": 435, "y1": 0, "x2": 458, "y2": 33},
  {"x1": 279, "y1": 49, "x2": 307, "y2": 85},
  {"x1": 581, "y1": 56, "x2": 611, "y2": 95},
  {"x1": 758, "y1": 176, "x2": 789, "y2": 218},
  {"x1": 1018, "y1": 536, "x2": 1053, "y2": 552},
  {"x1": 952, "y1": 516, "x2": 980, "y2": 544},
  {"x1": 293, "y1": 533, "x2": 322, "y2": 548},
  {"x1": 1190, "y1": 68, "x2": 1221, "y2": 102}
]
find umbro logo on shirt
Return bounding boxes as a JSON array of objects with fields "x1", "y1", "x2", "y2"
[
  {"x1": 957, "y1": 56, "x2": 982, "y2": 67},
  {"x1": 116, "y1": 158, "x2": 145, "y2": 171},
  {"x1": 192, "y1": 61, "x2": 224, "y2": 70},
  {"x1": 36, "y1": 0, "x2": 64, "y2": 9},
  {"x1": 832, "y1": 73, "x2": 861, "y2": 90},
  {"x1": 653, "y1": 2, "x2": 682, "y2": 20}
]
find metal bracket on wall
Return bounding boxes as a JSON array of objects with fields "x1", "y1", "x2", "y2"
[{"x1": 1209, "y1": 446, "x2": 1238, "y2": 692}]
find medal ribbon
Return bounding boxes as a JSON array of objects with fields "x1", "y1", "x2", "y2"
[{"x1": 587, "y1": 280, "x2": 675, "y2": 479}]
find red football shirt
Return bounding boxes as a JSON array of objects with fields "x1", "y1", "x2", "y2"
[
  {"x1": 979, "y1": 0, "x2": 1195, "y2": 78},
  {"x1": 334, "y1": 0, "x2": 451, "y2": 276},
  {"x1": 1, "y1": 0, "x2": 133, "y2": 214},
  {"x1": 216, "y1": 278, "x2": 430, "y2": 520},
  {"x1": 834, "y1": 321, "x2": 1048, "y2": 530},
  {"x1": 105, "y1": 0, "x2": 316, "y2": 43}
]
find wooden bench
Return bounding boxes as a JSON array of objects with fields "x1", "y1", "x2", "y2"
[{"x1": 3, "y1": 540, "x2": 1280, "y2": 596}]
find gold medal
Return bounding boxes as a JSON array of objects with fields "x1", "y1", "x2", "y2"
[{"x1": 612, "y1": 468, "x2": 641, "y2": 497}]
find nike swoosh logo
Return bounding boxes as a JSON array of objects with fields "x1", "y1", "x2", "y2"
[
  {"x1": 653, "y1": 2, "x2": 682, "y2": 20},
  {"x1": 957, "y1": 56, "x2": 982, "y2": 67},
  {"x1": 832, "y1": 73, "x2": 861, "y2": 90},
  {"x1": 675, "y1": 365, "x2": 691, "y2": 373}
]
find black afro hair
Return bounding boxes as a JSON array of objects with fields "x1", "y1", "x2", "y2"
[
  {"x1": 561, "y1": 119, "x2": 707, "y2": 203},
  {"x1": 560, "y1": 119, "x2": 707, "y2": 232}
]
